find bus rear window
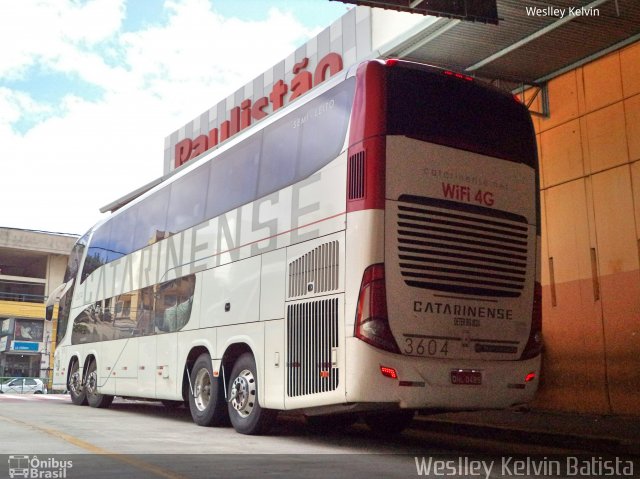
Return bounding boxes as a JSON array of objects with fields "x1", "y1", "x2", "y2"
[{"x1": 386, "y1": 67, "x2": 537, "y2": 168}]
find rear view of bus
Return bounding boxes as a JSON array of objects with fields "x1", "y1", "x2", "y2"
[{"x1": 345, "y1": 60, "x2": 541, "y2": 416}]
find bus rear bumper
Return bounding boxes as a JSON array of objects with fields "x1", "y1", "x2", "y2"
[{"x1": 345, "y1": 337, "x2": 540, "y2": 410}]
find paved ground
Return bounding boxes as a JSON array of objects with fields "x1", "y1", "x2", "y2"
[
  {"x1": 1, "y1": 394, "x2": 638, "y2": 455},
  {"x1": 416, "y1": 408, "x2": 640, "y2": 456},
  {"x1": 0, "y1": 394, "x2": 637, "y2": 478}
]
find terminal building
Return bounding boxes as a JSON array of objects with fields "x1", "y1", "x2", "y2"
[
  {"x1": 0, "y1": 228, "x2": 77, "y2": 380},
  {"x1": 97, "y1": 0, "x2": 640, "y2": 417}
]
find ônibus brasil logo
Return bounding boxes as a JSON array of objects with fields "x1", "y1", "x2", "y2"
[{"x1": 8, "y1": 455, "x2": 72, "y2": 478}]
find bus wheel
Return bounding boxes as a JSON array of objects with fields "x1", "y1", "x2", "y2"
[
  {"x1": 364, "y1": 410, "x2": 415, "y2": 436},
  {"x1": 85, "y1": 360, "x2": 114, "y2": 408},
  {"x1": 188, "y1": 353, "x2": 228, "y2": 427},
  {"x1": 227, "y1": 353, "x2": 276, "y2": 435},
  {"x1": 68, "y1": 359, "x2": 87, "y2": 406}
]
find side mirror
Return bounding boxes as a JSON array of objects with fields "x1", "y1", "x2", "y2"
[{"x1": 45, "y1": 304, "x2": 54, "y2": 322}]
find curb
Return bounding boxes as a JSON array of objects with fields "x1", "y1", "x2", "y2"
[{"x1": 412, "y1": 416, "x2": 639, "y2": 456}]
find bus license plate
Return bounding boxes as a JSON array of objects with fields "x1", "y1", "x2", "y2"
[{"x1": 450, "y1": 370, "x2": 482, "y2": 386}]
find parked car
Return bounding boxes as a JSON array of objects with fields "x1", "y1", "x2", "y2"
[{"x1": 0, "y1": 377, "x2": 46, "y2": 394}]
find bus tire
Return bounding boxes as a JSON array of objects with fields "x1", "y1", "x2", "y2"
[
  {"x1": 364, "y1": 410, "x2": 415, "y2": 436},
  {"x1": 188, "y1": 353, "x2": 228, "y2": 427},
  {"x1": 227, "y1": 352, "x2": 276, "y2": 435},
  {"x1": 86, "y1": 359, "x2": 114, "y2": 408},
  {"x1": 68, "y1": 359, "x2": 88, "y2": 406}
]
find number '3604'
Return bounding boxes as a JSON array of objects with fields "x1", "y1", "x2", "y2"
[{"x1": 404, "y1": 338, "x2": 449, "y2": 356}]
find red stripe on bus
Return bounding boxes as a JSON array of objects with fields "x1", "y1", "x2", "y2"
[{"x1": 347, "y1": 60, "x2": 386, "y2": 212}]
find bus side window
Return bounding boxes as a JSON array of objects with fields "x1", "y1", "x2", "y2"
[
  {"x1": 259, "y1": 119, "x2": 298, "y2": 198},
  {"x1": 297, "y1": 80, "x2": 354, "y2": 179},
  {"x1": 206, "y1": 135, "x2": 261, "y2": 219},
  {"x1": 107, "y1": 205, "x2": 138, "y2": 262},
  {"x1": 82, "y1": 223, "x2": 111, "y2": 282},
  {"x1": 166, "y1": 163, "x2": 210, "y2": 235},
  {"x1": 133, "y1": 188, "x2": 170, "y2": 251}
]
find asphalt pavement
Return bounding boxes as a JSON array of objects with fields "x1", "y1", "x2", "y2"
[{"x1": 415, "y1": 408, "x2": 640, "y2": 456}]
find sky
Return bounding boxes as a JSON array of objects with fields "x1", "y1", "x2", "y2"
[{"x1": 0, "y1": 0, "x2": 351, "y2": 236}]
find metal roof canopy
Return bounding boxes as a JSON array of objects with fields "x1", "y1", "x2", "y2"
[
  {"x1": 333, "y1": 0, "x2": 499, "y2": 24},
  {"x1": 380, "y1": 0, "x2": 640, "y2": 88}
]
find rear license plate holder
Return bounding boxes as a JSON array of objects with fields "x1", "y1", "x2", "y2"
[{"x1": 450, "y1": 370, "x2": 482, "y2": 385}]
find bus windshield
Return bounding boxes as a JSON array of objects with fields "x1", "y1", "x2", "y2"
[{"x1": 386, "y1": 65, "x2": 537, "y2": 168}]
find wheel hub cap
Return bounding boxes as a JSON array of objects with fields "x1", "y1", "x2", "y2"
[
  {"x1": 193, "y1": 368, "x2": 211, "y2": 412},
  {"x1": 86, "y1": 371, "x2": 97, "y2": 395},
  {"x1": 69, "y1": 372, "x2": 81, "y2": 395},
  {"x1": 230, "y1": 369, "x2": 255, "y2": 418}
]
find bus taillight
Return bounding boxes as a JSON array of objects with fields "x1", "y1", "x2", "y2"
[
  {"x1": 520, "y1": 281, "x2": 543, "y2": 360},
  {"x1": 355, "y1": 264, "x2": 401, "y2": 354},
  {"x1": 380, "y1": 366, "x2": 398, "y2": 379},
  {"x1": 443, "y1": 70, "x2": 473, "y2": 81}
]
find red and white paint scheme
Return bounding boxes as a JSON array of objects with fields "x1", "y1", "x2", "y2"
[
  {"x1": 174, "y1": 53, "x2": 344, "y2": 169},
  {"x1": 51, "y1": 59, "x2": 541, "y2": 435}
]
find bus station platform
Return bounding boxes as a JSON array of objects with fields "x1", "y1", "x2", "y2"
[{"x1": 414, "y1": 409, "x2": 640, "y2": 456}]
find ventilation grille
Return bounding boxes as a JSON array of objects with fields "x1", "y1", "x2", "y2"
[
  {"x1": 287, "y1": 298, "x2": 339, "y2": 397},
  {"x1": 396, "y1": 195, "x2": 530, "y2": 298},
  {"x1": 348, "y1": 151, "x2": 365, "y2": 200},
  {"x1": 288, "y1": 241, "x2": 339, "y2": 298}
]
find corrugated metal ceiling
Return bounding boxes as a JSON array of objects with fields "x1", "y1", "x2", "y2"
[{"x1": 383, "y1": 0, "x2": 640, "y2": 84}]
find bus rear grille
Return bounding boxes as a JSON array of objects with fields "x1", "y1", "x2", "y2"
[
  {"x1": 288, "y1": 241, "x2": 339, "y2": 298},
  {"x1": 396, "y1": 195, "x2": 530, "y2": 298},
  {"x1": 287, "y1": 298, "x2": 339, "y2": 397}
]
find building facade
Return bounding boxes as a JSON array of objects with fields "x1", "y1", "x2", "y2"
[
  {"x1": 534, "y1": 40, "x2": 640, "y2": 416},
  {"x1": 0, "y1": 228, "x2": 77, "y2": 380}
]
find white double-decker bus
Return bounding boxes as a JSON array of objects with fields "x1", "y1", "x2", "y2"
[{"x1": 50, "y1": 59, "x2": 542, "y2": 435}]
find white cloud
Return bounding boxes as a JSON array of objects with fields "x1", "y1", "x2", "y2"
[
  {"x1": 0, "y1": 0, "x2": 125, "y2": 79},
  {"x1": 60, "y1": 0, "x2": 126, "y2": 44},
  {"x1": 118, "y1": 1, "x2": 315, "y2": 114},
  {"x1": 0, "y1": 87, "x2": 52, "y2": 126},
  {"x1": 0, "y1": 0, "x2": 327, "y2": 235}
]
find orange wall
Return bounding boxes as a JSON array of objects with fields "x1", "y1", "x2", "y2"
[{"x1": 532, "y1": 41, "x2": 640, "y2": 415}]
